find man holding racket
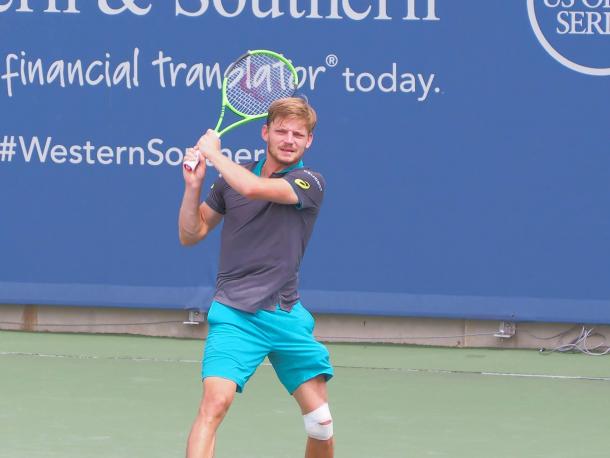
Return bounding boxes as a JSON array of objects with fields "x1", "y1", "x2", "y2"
[{"x1": 179, "y1": 97, "x2": 334, "y2": 458}]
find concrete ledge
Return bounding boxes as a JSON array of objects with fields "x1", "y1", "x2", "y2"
[{"x1": 1, "y1": 304, "x2": 609, "y2": 350}]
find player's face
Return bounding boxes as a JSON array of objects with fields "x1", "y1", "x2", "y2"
[{"x1": 262, "y1": 117, "x2": 313, "y2": 167}]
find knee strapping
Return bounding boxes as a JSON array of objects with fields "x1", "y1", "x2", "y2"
[{"x1": 303, "y1": 403, "x2": 333, "y2": 440}]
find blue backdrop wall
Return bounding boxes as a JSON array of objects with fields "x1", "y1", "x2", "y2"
[{"x1": 1, "y1": 1, "x2": 609, "y2": 323}]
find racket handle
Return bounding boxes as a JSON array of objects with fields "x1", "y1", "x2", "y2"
[
  {"x1": 183, "y1": 157, "x2": 200, "y2": 171},
  {"x1": 183, "y1": 130, "x2": 219, "y2": 170}
]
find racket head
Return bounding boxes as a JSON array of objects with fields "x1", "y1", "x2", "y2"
[
  {"x1": 222, "y1": 50, "x2": 299, "y2": 124},
  {"x1": 184, "y1": 50, "x2": 299, "y2": 171}
]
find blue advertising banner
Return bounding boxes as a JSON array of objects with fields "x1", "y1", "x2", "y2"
[{"x1": 1, "y1": 1, "x2": 609, "y2": 323}]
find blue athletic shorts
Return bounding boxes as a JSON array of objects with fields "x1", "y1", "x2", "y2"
[{"x1": 202, "y1": 301, "x2": 334, "y2": 394}]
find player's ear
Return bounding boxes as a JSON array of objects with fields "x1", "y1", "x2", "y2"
[
  {"x1": 305, "y1": 132, "x2": 313, "y2": 149},
  {"x1": 261, "y1": 123, "x2": 269, "y2": 142}
]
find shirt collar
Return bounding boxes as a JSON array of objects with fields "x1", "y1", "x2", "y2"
[{"x1": 253, "y1": 156, "x2": 304, "y2": 177}]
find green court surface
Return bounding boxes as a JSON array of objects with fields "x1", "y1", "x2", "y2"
[{"x1": 1, "y1": 330, "x2": 609, "y2": 458}]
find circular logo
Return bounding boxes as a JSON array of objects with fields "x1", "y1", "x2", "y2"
[
  {"x1": 527, "y1": 0, "x2": 610, "y2": 76},
  {"x1": 294, "y1": 179, "x2": 310, "y2": 190}
]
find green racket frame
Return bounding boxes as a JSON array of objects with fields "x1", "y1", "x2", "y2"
[
  {"x1": 184, "y1": 49, "x2": 298, "y2": 171},
  {"x1": 214, "y1": 49, "x2": 299, "y2": 137}
]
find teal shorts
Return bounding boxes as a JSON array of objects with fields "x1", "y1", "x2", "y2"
[{"x1": 202, "y1": 301, "x2": 334, "y2": 394}]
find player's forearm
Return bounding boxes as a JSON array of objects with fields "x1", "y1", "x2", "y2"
[
  {"x1": 205, "y1": 152, "x2": 260, "y2": 199},
  {"x1": 178, "y1": 185, "x2": 206, "y2": 245}
]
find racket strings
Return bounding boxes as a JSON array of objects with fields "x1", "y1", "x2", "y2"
[{"x1": 226, "y1": 53, "x2": 296, "y2": 116}]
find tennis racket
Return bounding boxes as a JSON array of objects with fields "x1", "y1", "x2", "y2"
[{"x1": 184, "y1": 49, "x2": 299, "y2": 171}]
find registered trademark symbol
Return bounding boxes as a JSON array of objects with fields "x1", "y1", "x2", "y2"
[{"x1": 325, "y1": 54, "x2": 338, "y2": 68}]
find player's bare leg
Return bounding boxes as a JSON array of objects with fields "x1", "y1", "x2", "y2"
[
  {"x1": 293, "y1": 375, "x2": 334, "y2": 458},
  {"x1": 186, "y1": 377, "x2": 236, "y2": 458}
]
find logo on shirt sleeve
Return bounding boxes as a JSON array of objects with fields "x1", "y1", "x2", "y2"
[{"x1": 295, "y1": 179, "x2": 311, "y2": 190}]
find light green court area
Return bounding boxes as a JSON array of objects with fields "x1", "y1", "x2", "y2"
[{"x1": 1, "y1": 330, "x2": 609, "y2": 458}]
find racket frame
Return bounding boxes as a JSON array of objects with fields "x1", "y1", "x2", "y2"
[
  {"x1": 214, "y1": 49, "x2": 299, "y2": 137},
  {"x1": 184, "y1": 49, "x2": 298, "y2": 171}
]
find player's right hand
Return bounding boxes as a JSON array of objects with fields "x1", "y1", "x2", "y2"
[{"x1": 182, "y1": 147, "x2": 206, "y2": 186}]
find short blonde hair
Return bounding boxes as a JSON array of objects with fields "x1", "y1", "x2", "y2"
[{"x1": 266, "y1": 97, "x2": 317, "y2": 133}]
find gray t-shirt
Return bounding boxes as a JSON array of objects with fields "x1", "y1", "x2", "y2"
[{"x1": 205, "y1": 158, "x2": 325, "y2": 313}]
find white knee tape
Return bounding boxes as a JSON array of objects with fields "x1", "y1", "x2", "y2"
[{"x1": 303, "y1": 403, "x2": 333, "y2": 441}]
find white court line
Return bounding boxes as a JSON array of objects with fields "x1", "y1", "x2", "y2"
[
  {"x1": 0, "y1": 351, "x2": 200, "y2": 364},
  {"x1": 330, "y1": 365, "x2": 610, "y2": 382},
  {"x1": 3, "y1": 352, "x2": 610, "y2": 382}
]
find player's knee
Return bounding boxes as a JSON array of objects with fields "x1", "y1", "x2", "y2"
[
  {"x1": 303, "y1": 403, "x2": 333, "y2": 441},
  {"x1": 200, "y1": 393, "x2": 232, "y2": 420}
]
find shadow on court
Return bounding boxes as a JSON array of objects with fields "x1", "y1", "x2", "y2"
[{"x1": 1, "y1": 331, "x2": 609, "y2": 458}]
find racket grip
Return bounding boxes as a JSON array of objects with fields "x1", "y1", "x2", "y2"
[
  {"x1": 183, "y1": 157, "x2": 200, "y2": 171},
  {"x1": 183, "y1": 131, "x2": 219, "y2": 170}
]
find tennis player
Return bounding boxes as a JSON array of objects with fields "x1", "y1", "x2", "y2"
[{"x1": 179, "y1": 97, "x2": 334, "y2": 458}]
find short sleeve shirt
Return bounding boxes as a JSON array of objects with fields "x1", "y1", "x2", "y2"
[{"x1": 205, "y1": 158, "x2": 325, "y2": 313}]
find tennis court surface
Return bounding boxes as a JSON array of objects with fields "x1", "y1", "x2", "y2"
[{"x1": 1, "y1": 330, "x2": 609, "y2": 458}]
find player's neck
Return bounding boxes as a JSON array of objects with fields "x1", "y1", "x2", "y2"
[{"x1": 261, "y1": 156, "x2": 299, "y2": 178}]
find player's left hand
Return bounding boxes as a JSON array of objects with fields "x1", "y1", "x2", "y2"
[{"x1": 196, "y1": 129, "x2": 221, "y2": 159}]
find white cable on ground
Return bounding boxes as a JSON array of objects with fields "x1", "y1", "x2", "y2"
[{"x1": 541, "y1": 326, "x2": 610, "y2": 356}]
